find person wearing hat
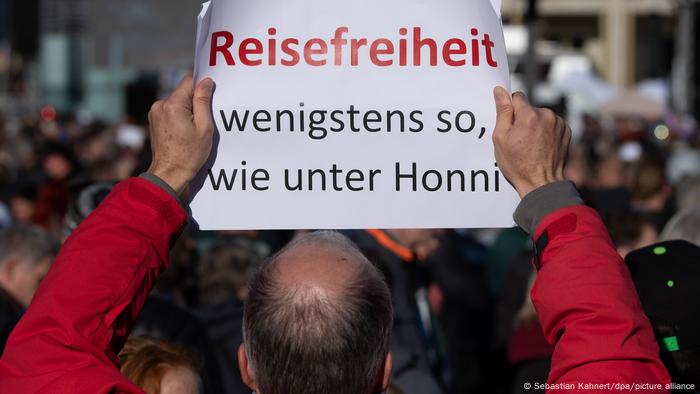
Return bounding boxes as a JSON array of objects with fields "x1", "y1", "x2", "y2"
[{"x1": 627, "y1": 241, "x2": 700, "y2": 391}]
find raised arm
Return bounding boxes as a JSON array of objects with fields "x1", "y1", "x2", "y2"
[
  {"x1": 0, "y1": 76, "x2": 215, "y2": 393},
  {"x1": 492, "y1": 88, "x2": 670, "y2": 392}
]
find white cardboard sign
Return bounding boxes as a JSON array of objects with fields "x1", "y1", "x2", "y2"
[{"x1": 191, "y1": 0, "x2": 519, "y2": 230}]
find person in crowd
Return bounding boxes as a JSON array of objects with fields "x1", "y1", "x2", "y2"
[
  {"x1": 630, "y1": 157, "x2": 674, "y2": 231},
  {"x1": 508, "y1": 269, "x2": 553, "y2": 394},
  {"x1": 0, "y1": 202, "x2": 11, "y2": 230},
  {"x1": 0, "y1": 149, "x2": 17, "y2": 204},
  {"x1": 626, "y1": 241, "x2": 700, "y2": 390},
  {"x1": 62, "y1": 181, "x2": 117, "y2": 240},
  {"x1": 665, "y1": 146, "x2": 700, "y2": 191},
  {"x1": 33, "y1": 143, "x2": 80, "y2": 236},
  {"x1": 430, "y1": 230, "x2": 491, "y2": 394},
  {"x1": 8, "y1": 184, "x2": 39, "y2": 225},
  {"x1": 585, "y1": 150, "x2": 632, "y2": 219},
  {"x1": 0, "y1": 77, "x2": 671, "y2": 393},
  {"x1": 563, "y1": 143, "x2": 591, "y2": 191},
  {"x1": 196, "y1": 238, "x2": 265, "y2": 394},
  {"x1": 119, "y1": 336, "x2": 203, "y2": 394},
  {"x1": 659, "y1": 208, "x2": 700, "y2": 246},
  {"x1": 605, "y1": 210, "x2": 659, "y2": 258},
  {"x1": 75, "y1": 121, "x2": 113, "y2": 170},
  {"x1": 489, "y1": 235, "x2": 536, "y2": 394},
  {"x1": 344, "y1": 228, "x2": 446, "y2": 394},
  {"x1": 0, "y1": 224, "x2": 57, "y2": 353},
  {"x1": 197, "y1": 238, "x2": 264, "y2": 304},
  {"x1": 240, "y1": 230, "x2": 394, "y2": 394},
  {"x1": 674, "y1": 175, "x2": 700, "y2": 213}
]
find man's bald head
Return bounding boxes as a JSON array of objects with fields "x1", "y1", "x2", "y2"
[{"x1": 243, "y1": 231, "x2": 393, "y2": 394}]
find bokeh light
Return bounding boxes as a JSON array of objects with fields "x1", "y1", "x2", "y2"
[{"x1": 653, "y1": 125, "x2": 670, "y2": 140}]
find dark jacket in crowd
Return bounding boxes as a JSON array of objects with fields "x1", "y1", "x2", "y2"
[
  {"x1": 345, "y1": 229, "x2": 445, "y2": 394},
  {"x1": 430, "y1": 230, "x2": 491, "y2": 394},
  {"x1": 196, "y1": 297, "x2": 250, "y2": 394},
  {"x1": 130, "y1": 295, "x2": 225, "y2": 394},
  {"x1": 0, "y1": 287, "x2": 22, "y2": 354}
]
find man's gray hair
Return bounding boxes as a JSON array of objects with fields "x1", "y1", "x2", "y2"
[
  {"x1": 660, "y1": 208, "x2": 700, "y2": 247},
  {"x1": 243, "y1": 230, "x2": 393, "y2": 394},
  {"x1": 0, "y1": 225, "x2": 58, "y2": 267},
  {"x1": 676, "y1": 175, "x2": 700, "y2": 212}
]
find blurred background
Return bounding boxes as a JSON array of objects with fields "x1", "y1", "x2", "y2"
[
  {"x1": 0, "y1": 0, "x2": 697, "y2": 126},
  {"x1": 0, "y1": 1, "x2": 699, "y2": 394}
]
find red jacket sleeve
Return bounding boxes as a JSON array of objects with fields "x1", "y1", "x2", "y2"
[
  {"x1": 532, "y1": 205, "x2": 671, "y2": 393},
  {"x1": 0, "y1": 178, "x2": 187, "y2": 394}
]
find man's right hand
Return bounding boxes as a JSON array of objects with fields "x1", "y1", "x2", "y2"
[
  {"x1": 492, "y1": 87, "x2": 571, "y2": 199},
  {"x1": 147, "y1": 76, "x2": 215, "y2": 195}
]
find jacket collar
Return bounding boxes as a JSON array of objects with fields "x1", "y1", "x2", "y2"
[{"x1": 366, "y1": 229, "x2": 414, "y2": 262}]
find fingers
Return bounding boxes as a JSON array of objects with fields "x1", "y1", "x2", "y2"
[
  {"x1": 168, "y1": 75, "x2": 195, "y2": 111},
  {"x1": 493, "y1": 87, "x2": 513, "y2": 146},
  {"x1": 148, "y1": 100, "x2": 165, "y2": 133},
  {"x1": 562, "y1": 124, "x2": 572, "y2": 156},
  {"x1": 149, "y1": 100, "x2": 164, "y2": 121},
  {"x1": 512, "y1": 92, "x2": 540, "y2": 132},
  {"x1": 511, "y1": 92, "x2": 531, "y2": 115},
  {"x1": 193, "y1": 78, "x2": 215, "y2": 135},
  {"x1": 549, "y1": 113, "x2": 570, "y2": 150}
]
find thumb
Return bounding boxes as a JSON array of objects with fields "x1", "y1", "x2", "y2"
[
  {"x1": 493, "y1": 86, "x2": 513, "y2": 135},
  {"x1": 193, "y1": 78, "x2": 215, "y2": 134}
]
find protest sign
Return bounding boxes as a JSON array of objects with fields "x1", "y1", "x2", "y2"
[{"x1": 191, "y1": 0, "x2": 519, "y2": 230}]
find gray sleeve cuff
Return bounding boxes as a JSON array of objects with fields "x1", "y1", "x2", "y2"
[
  {"x1": 513, "y1": 181, "x2": 583, "y2": 236},
  {"x1": 139, "y1": 173, "x2": 188, "y2": 211}
]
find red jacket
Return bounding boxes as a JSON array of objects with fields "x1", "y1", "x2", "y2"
[
  {"x1": 531, "y1": 205, "x2": 670, "y2": 393},
  {"x1": 0, "y1": 178, "x2": 185, "y2": 393},
  {"x1": 0, "y1": 179, "x2": 670, "y2": 393}
]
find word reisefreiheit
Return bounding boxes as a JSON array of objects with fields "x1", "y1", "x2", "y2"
[{"x1": 210, "y1": 26, "x2": 498, "y2": 68}]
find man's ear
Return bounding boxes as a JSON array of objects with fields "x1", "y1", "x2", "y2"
[
  {"x1": 237, "y1": 344, "x2": 258, "y2": 392},
  {"x1": 382, "y1": 352, "x2": 393, "y2": 392}
]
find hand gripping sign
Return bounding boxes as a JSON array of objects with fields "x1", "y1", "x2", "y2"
[{"x1": 191, "y1": 0, "x2": 518, "y2": 230}]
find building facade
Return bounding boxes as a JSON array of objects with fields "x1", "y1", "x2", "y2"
[
  {"x1": 502, "y1": 0, "x2": 676, "y2": 88},
  {"x1": 37, "y1": 0, "x2": 201, "y2": 120}
]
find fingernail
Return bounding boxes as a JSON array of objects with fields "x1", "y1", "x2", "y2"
[
  {"x1": 200, "y1": 78, "x2": 214, "y2": 94},
  {"x1": 494, "y1": 87, "x2": 506, "y2": 103}
]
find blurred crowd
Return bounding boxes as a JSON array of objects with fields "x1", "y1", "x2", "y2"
[{"x1": 0, "y1": 102, "x2": 699, "y2": 394}]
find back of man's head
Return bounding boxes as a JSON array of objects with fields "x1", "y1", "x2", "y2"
[
  {"x1": 0, "y1": 225, "x2": 58, "y2": 307},
  {"x1": 242, "y1": 231, "x2": 393, "y2": 394}
]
